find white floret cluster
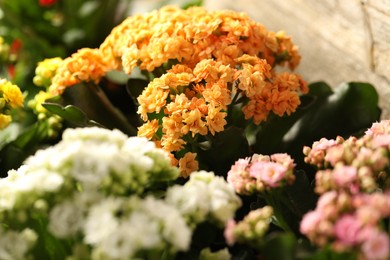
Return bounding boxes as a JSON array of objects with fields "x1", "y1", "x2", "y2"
[
  {"x1": 0, "y1": 127, "x2": 242, "y2": 259},
  {"x1": 166, "y1": 171, "x2": 242, "y2": 226}
]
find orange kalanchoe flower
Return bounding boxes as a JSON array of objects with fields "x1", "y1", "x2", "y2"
[
  {"x1": 47, "y1": 5, "x2": 307, "y2": 177},
  {"x1": 49, "y1": 48, "x2": 108, "y2": 95},
  {"x1": 179, "y1": 152, "x2": 199, "y2": 178}
]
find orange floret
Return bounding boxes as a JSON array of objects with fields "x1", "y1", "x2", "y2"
[
  {"x1": 137, "y1": 119, "x2": 160, "y2": 140},
  {"x1": 179, "y1": 152, "x2": 199, "y2": 178}
]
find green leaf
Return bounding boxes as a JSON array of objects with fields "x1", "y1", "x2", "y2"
[
  {"x1": 42, "y1": 103, "x2": 88, "y2": 125},
  {"x1": 0, "y1": 122, "x2": 49, "y2": 176},
  {"x1": 126, "y1": 78, "x2": 149, "y2": 106},
  {"x1": 60, "y1": 83, "x2": 137, "y2": 136},
  {"x1": 182, "y1": 0, "x2": 204, "y2": 9},
  {"x1": 198, "y1": 126, "x2": 250, "y2": 175},
  {"x1": 261, "y1": 232, "x2": 297, "y2": 260}
]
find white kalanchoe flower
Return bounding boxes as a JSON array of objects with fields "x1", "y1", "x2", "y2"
[
  {"x1": 166, "y1": 171, "x2": 242, "y2": 226},
  {"x1": 48, "y1": 200, "x2": 84, "y2": 238},
  {"x1": 0, "y1": 227, "x2": 37, "y2": 260},
  {"x1": 0, "y1": 127, "x2": 182, "y2": 259},
  {"x1": 83, "y1": 197, "x2": 122, "y2": 245},
  {"x1": 85, "y1": 196, "x2": 191, "y2": 259},
  {"x1": 165, "y1": 180, "x2": 210, "y2": 224}
]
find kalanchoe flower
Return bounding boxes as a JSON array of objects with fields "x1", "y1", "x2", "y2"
[
  {"x1": 303, "y1": 136, "x2": 345, "y2": 168},
  {"x1": 165, "y1": 171, "x2": 242, "y2": 227},
  {"x1": 33, "y1": 57, "x2": 63, "y2": 88},
  {"x1": 49, "y1": 48, "x2": 108, "y2": 95},
  {"x1": 301, "y1": 120, "x2": 390, "y2": 259},
  {"x1": 304, "y1": 120, "x2": 390, "y2": 193},
  {"x1": 224, "y1": 206, "x2": 273, "y2": 247},
  {"x1": 47, "y1": 6, "x2": 307, "y2": 177},
  {"x1": 227, "y1": 153, "x2": 295, "y2": 195},
  {"x1": 0, "y1": 127, "x2": 198, "y2": 259},
  {"x1": 0, "y1": 228, "x2": 37, "y2": 260},
  {"x1": 300, "y1": 190, "x2": 390, "y2": 259},
  {"x1": 0, "y1": 78, "x2": 24, "y2": 129},
  {"x1": 365, "y1": 120, "x2": 390, "y2": 136},
  {"x1": 83, "y1": 196, "x2": 191, "y2": 259}
]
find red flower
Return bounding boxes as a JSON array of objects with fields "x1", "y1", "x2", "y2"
[
  {"x1": 39, "y1": 0, "x2": 56, "y2": 6},
  {"x1": 7, "y1": 65, "x2": 15, "y2": 79},
  {"x1": 10, "y1": 39, "x2": 22, "y2": 54}
]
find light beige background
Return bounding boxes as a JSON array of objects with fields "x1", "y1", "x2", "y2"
[{"x1": 204, "y1": 0, "x2": 390, "y2": 119}]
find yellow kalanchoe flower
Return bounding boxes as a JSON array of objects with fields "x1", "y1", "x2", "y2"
[
  {"x1": 0, "y1": 78, "x2": 24, "y2": 129},
  {"x1": 33, "y1": 57, "x2": 63, "y2": 88},
  {"x1": 0, "y1": 79, "x2": 24, "y2": 109},
  {"x1": 0, "y1": 114, "x2": 11, "y2": 129}
]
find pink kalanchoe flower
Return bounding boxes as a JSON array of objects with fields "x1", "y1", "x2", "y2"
[
  {"x1": 300, "y1": 210, "x2": 323, "y2": 236},
  {"x1": 334, "y1": 214, "x2": 363, "y2": 247},
  {"x1": 332, "y1": 165, "x2": 359, "y2": 193},
  {"x1": 249, "y1": 161, "x2": 286, "y2": 188},
  {"x1": 365, "y1": 120, "x2": 390, "y2": 136},
  {"x1": 360, "y1": 228, "x2": 390, "y2": 260},
  {"x1": 227, "y1": 158, "x2": 254, "y2": 194},
  {"x1": 372, "y1": 134, "x2": 390, "y2": 148},
  {"x1": 324, "y1": 145, "x2": 344, "y2": 167},
  {"x1": 304, "y1": 137, "x2": 344, "y2": 167},
  {"x1": 270, "y1": 153, "x2": 295, "y2": 169},
  {"x1": 333, "y1": 165, "x2": 357, "y2": 186}
]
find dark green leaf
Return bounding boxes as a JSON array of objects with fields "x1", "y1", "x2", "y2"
[
  {"x1": 42, "y1": 103, "x2": 88, "y2": 125},
  {"x1": 285, "y1": 170, "x2": 318, "y2": 217},
  {"x1": 61, "y1": 83, "x2": 137, "y2": 136},
  {"x1": 0, "y1": 122, "x2": 49, "y2": 176},
  {"x1": 262, "y1": 232, "x2": 297, "y2": 260},
  {"x1": 126, "y1": 78, "x2": 149, "y2": 106},
  {"x1": 198, "y1": 126, "x2": 250, "y2": 176}
]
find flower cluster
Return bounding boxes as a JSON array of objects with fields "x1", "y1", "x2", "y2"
[
  {"x1": 300, "y1": 191, "x2": 390, "y2": 260},
  {"x1": 0, "y1": 78, "x2": 24, "y2": 129},
  {"x1": 29, "y1": 57, "x2": 63, "y2": 137},
  {"x1": 50, "y1": 48, "x2": 108, "y2": 96},
  {"x1": 0, "y1": 127, "x2": 243, "y2": 259},
  {"x1": 224, "y1": 206, "x2": 273, "y2": 247},
  {"x1": 166, "y1": 171, "x2": 242, "y2": 226},
  {"x1": 227, "y1": 153, "x2": 296, "y2": 195},
  {"x1": 300, "y1": 120, "x2": 390, "y2": 259},
  {"x1": 303, "y1": 120, "x2": 390, "y2": 194},
  {"x1": 46, "y1": 6, "x2": 307, "y2": 176},
  {"x1": 33, "y1": 57, "x2": 63, "y2": 88},
  {"x1": 82, "y1": 196, "x2": 191, "y2": 259}
]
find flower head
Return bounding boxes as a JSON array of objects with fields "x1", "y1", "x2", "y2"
[
  {"x1": 228, "y1": 153, "x2": 295, "y2": 194},
  {"x1": 49, "y1": 48, "x2": 108, "y2": 95},
  {"x1": 0, "y1": 78, "x2": 24, "y2": 129}
]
